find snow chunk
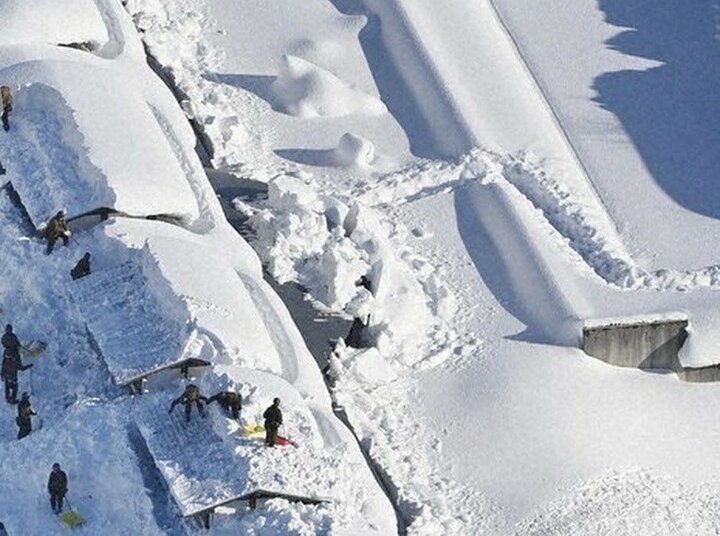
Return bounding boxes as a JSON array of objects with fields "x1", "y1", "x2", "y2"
[
  {"x1": 333, "y1": 132, "x2": 376, "y2": 168},
  {"x1": 271, "y1": 55, "x2": 387, "y2": 118}
]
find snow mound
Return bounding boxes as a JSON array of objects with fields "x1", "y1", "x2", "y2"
[
  {"x1": 270, "y1": 55, "x2": 387, "y2": 118},
  {"x1": 333, "y1": 132, "x2": 376, "y2": 168}
]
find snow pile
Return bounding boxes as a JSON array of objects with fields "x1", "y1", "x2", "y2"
[
  {"x1": 271, "y1": 54, "x2": 387, "y2": 118},
  {"x1": 333, "y1": 132, "x2": 376, "y2": 168},
  {"x1": 516, "y1": 469, "x2": 720, "y2": 535},
  {"x1": 0, "y1": 0, "x2": 108, "y2": 48},
  {"x1": 248, "y1": 173, "x2": 454, "y2": 364}
]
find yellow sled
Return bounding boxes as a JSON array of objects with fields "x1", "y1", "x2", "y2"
[
  {"x1": 60, "y1": 510, "x2": 85, "y2": 528},
  {"x1": 242, "y1": 423, "x2": 265, "y2": 438}
]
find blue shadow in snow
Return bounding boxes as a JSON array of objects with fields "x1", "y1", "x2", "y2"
[{"x1": 593, "y1": 0, "x2": 720, "y2": 218}]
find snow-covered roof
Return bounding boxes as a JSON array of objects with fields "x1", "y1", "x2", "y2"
[
  {"x1": 70, "y1": 219, "x2": 284, "y2": 384},
  {"x1": 0, "y1": 0, "x2": 108, "y2": 48},
  {"x1": 0, "y1": 58, "x2": 200, "y2": 226},
  {"x1": 135, "y1": 398, "x2": 327, "y2": 517},
  {"x1": 69, "y1": 257, "x2": 193, "y2": 385}
]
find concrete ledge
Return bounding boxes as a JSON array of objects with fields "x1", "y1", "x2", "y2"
[
  {"x1": 679, "y1": 365, "x2": 720, "y2": 383},
  {"x1": 582, "y1": 316, "x2": 688, "y2": 371}
]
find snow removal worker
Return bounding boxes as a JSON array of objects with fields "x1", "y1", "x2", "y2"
[
  {"x1": 16, "y1": 392, "x2": 36, "y2": 439},
  {"x1": 2, "y1": 327, "x2": 32, "y2": 404},
  {"x1": 2, "y1": 324, "x2": 20, "y2": 359},
  {"x1": 70, "y1": 252, "x2": 91, "y2": 280},
  {"x1": 45, "y1": 210, "x2": 71, "y2": 254},
  {"x1": 1, "y1": 85, "x2": 12, "y2": 132},
  {"x1": 263, "y1": 397, "x2": 283, "y2": 447},
  {"x1": 169, "y1": 384, "x2": 209, "y2": 422},
  {"x1": 48, "y1": 463, "x2": 68, "y2": 514},
  {"x1": 208, "y1": 390, "x2": 242, "y2": 420}
]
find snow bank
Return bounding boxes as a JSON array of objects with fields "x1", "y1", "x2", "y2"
[
  {"x1": 0, "y1": 0, "x2": 108, "y2": 49},
  {"x1": 271, "y1": 55, "x2": 387, "y2": 118}
]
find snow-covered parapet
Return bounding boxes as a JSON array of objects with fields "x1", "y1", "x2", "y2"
[{"x1": 271, "y1": 55, "x2": 387, "y2": 118}]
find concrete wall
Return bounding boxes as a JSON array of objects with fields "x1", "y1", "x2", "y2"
[
  {"x1": 582, "y1": 319, "x2": 688, "y2": 371},
  {"x1": 679, "y1": 366, "x2": 720, "y2": 383}
]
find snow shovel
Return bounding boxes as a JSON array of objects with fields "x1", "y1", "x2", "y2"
[
  {"x1": 60, "y1": 498, "x2": 85, "y2": 528},
  {"x1": 242, "y1": 423, "x2": 265, "y2": 438}
]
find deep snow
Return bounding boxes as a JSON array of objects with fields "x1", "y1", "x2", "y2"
[{"x1": 3, "y1": 0, "x2": 720, "y2": 534}]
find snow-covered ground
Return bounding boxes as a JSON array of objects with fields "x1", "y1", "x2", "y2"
[
  {"x1": 3, "y1": 0, "x2": 720, "y2": 534},
  {"x1": 491, "y1": 0, "x2": 720, "y2": 273}
]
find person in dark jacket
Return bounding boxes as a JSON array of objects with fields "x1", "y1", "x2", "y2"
[
  {"x1": 1, "y1": 324, "x2": 20, "y2": 359},
  {"x1": 45, "y1": 211, "x2": 70, "y2": 254},
  {"x1": 345, "y1": 316, "x2": 369, "y2": 349},
  {"x1": 48, "y1": 463, "x2": 68, "y2": 514},
  {"x1": 1, "y1": 352, "x2": 31, "y2": 404},
  {"x1": 16, "y1": 392, "x2": 36, "y2": 439},
  {"x1": 70, "y1": 252, "x2": 91, "y2": 280},
  {"x1": 169, "y1": 384, "x2": 208, "y2": 422},
  {"x1": 1, "y1": 85, "x2": 12, "y2": 132},
  {"x1": 207, "y1": 391, "x2": 242, "y2": 419},
  {"x1": 263, "y1": 398, "x2": 283, "y2": 447}
]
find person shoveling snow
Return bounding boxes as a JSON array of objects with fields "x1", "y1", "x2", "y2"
[
  {"x1": 45, "y1": 210, "x2": 71, "y2": 255},
  {"x1": 263, "y1": 397, "x2": 283, "y2": 447},
  {"x1": 48, "y1": 463, "x2": 68, "y2": 514},
  {"x1": 2, "y1": 326, "x2": 33, "y2": 404},
  {"x1": 70, "y1": 252, "x2": 91, "y2": 281},
  {"x1": 16, "y1": 391, "x2": 37, "y2": 439},
  {"x1": 1, "y1": 85, "x2": 12, "y2": 132},
  {"x1": 207, "y1": 390, "x2": 242, "y2": 420},
  {"x1": 169, "y1": 384, "x2": 209, "y2": 423}
]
